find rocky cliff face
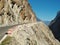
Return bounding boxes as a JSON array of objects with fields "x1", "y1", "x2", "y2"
[
  {"x1": 0, "y1": 0, "x2": 36, "y2": 26},
  {"x1": 3, "y1": 22, "x2": 60, "y2": 45},
  {"x1": 49, "y1": 11, "x2": 60, "y2": 41},
  {"x1": 0, "y1": 0, "x2": 60, "y2": 45}
]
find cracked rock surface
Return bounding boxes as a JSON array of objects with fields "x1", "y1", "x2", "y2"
[{"x1": 0, "y1": 0, "x2": 36, "y2": 26}]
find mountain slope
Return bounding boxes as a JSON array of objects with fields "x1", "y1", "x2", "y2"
[
  {"x1": 0, "y1": 0, "x2": 60, "y2": 45},
  {"x1": 1, "y1": 22, "x2": 60, "y2": 45},
  {"x1": 0, "y1": 0, "x2": 36, "y2": 26},
  {"x1": 49, "y1": 11, "x2": 60, "y2": 41}
]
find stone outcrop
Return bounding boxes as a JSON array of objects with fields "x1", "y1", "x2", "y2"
[
  {"x1": 0, "y1": 0, "x2": 36, "y2": 26},
  {"x1": 49, "y1": 11, "x2": 60, "y2": 41},
  {"x1": 3, "y1": 22, "x2": 60, "y2": 45}
]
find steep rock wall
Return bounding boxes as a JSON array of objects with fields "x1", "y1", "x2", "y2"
[{"x1": 0, "y1": 0, "x2": 36, "y2": 26}]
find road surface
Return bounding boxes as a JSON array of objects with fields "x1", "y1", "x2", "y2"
[
  {"x1": 0, "y1": 22, "x2": 32, "y2": 40},
  {"x1": 0, "y1": 25, "x2": 18, "y2": 40},
  {"x1": 0, "y1": 23, "x2": 29, "y2": 40}
]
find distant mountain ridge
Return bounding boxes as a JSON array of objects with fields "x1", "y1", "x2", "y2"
[
  {"x1": 37, "y1": 17, "x2": 50, "y2": 25},
  {"x1": 49, "y1": 11, "x2": 60, "y2": 41},
  {"x1": 44, "y1": 21, "x2": 50, "y2": 25},
  {"x1": 37, "y1": 17, "x2": 41, "y2": 21}
]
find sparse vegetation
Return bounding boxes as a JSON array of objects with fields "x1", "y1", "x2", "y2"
[{"x1": 0, "y1": 36, "x2": 12, "y2": 45}]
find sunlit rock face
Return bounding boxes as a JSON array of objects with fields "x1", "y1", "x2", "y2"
[
  {"x1": 0, "y1": 0, "x2": 60, "y2": 45},
  {"x1": 49, "y1": 11, "x2": 60, "y2": 41},
  {"x1": 5, "y1": 22, "x2": 60, "y2": 45},
  {"x1": 0, "y1": 0, "x2": 36, "y2": 26}
]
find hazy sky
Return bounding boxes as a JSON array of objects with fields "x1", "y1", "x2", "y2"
[{"x1": 28, "y1": 0, "x2": 60, "y2": 21}]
